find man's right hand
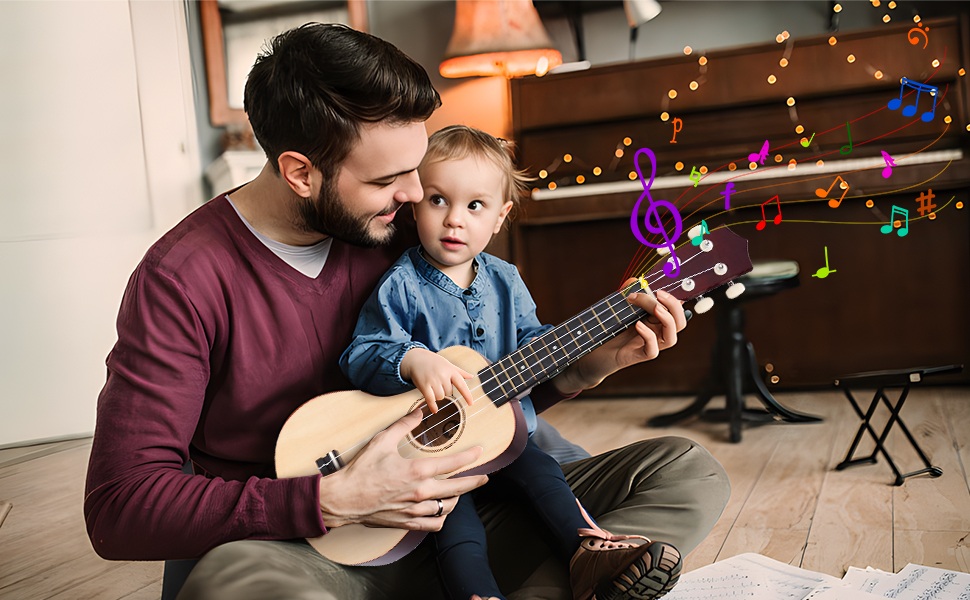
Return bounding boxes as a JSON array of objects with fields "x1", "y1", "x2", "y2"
[{"x1": 316, "y1": 409, "x2": 488, "y2": 530}]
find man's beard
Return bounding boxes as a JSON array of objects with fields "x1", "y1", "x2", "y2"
[{"x1": 296, "y1": 180, "x2": 397, "y2": 248}]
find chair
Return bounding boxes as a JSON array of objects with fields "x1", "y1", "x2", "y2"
[{"x1": 648, "y1": 261, "x2": 822, "y2": 442}]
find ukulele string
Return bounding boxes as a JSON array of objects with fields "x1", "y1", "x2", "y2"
[
  {"x1": 402, "y1": 264, "x2": 719, "y2": 457},
  {"x1": 327, "y1": 249, "x2": 712, "y2": 465}
]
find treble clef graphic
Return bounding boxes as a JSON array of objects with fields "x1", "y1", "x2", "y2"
[{"x1": 629, "y1": 148, "x2": 684, "y2": 278}]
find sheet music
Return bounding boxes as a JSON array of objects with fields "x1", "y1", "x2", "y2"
[
  {"x1": 663, "y1": 553, "x2": 840, "y2": 600},
  {"x1": 841, "y1": 566, "x2": 898, "y2": 593},
  {"x1": 868, "y1": 564, "x2": 970, "y2": 599}
]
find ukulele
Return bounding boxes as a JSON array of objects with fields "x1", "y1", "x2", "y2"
[{"x1": 275, "y1": 226, "x2": 752, "y2": 566}]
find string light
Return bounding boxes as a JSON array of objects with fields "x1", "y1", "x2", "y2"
[
  {"x1": 833, "y1": 3, "x2": 842, "y2": 12},
  {"x1": 660, "y1": 112, "x2": 670, "y2": 121},
  {"x1": 767, "y1": 75, "x2": 777, "y2": 84},
  {"x1": 847, "y1": 54, "x2": 856, "y2": 63},
  {"x1": 932, "y1": 59, "x2": 940, "y2": 68},
  {"x1": 828, "y1": 36, "x2": 838, "y2": 46},
  {"x1": 628, "y1": 171, "x2": 638, "y2": 180},
  {"x1": 623, "y1": 137, "x2": 633, "y2": 146},
  {"x1": 668, "y1": 89, "x2": 678, "y2": 99},
  {"x1": 883, "y1": 14, "x2": 891, "y2": 23},
  {"x1": 874, "y1": 70, "x2": 884, "y2": 79},
  {"x1": 816, "y1": 160, "x2": 825, "y2": 167},
  {"x1": 563, "y1": 154, "x2": 572, "y2": 162},
  {"x1": 779, "y1": 58, "x2": 789, "y2": 67},
  {"x1": 866, "y1": 199, "x2": 874, "y2": 208},
  {"x1": 689, "y1": 81, "x2": 699, "y2": 90},
  {"x1": 795, "y1": 125, "x2": 805, "y2": 134},
  {"x1": 683, "y1": 46, "x2": 693, "y2": 55},
  {"x1": 786, "y1": 97, "x2": 796, "y2": 106},
  {"x1": 593, "y1": 167, "x2": 602, "y2": 176},
  {"x1": 698, "y1": 56, "x2": 708, "y2": 66},
  {"x1": 944, "y1": 116, "x2": 952, "y2": 124},
  {"x1": 675, "y1": 162, "x2": 684, "y2": 171},
  {"x1": 728, "y1": 163, "x2": 737, "y2": 171}
]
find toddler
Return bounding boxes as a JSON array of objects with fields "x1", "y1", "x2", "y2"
[{"x1": 340, "y1": 125, "x2": 681, "y2": 600}]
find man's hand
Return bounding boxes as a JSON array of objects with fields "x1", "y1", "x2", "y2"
[
  {"x1": 400, "y1": 347, "x2": 476, "y2": 413},
  {"x1": 553, "y1": 286, "x2": 687, "y2": 395},
  {"x1": 317, "y1": 410, "x2": 488, "y2": 530}
]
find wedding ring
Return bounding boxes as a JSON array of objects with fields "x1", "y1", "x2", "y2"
[{"x1": 433, "y1": 498, "x2": 444, "y2": 517}]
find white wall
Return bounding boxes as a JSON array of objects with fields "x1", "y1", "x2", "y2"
[{"x1": 0, "y1": 0, "x2": 203, "y2": 447}]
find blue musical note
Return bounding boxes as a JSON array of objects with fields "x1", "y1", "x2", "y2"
[
  {"x1": 887, "y1": 77, "x2": 938, "y2": 122},
  {"x1": 629, "y1": 148, "x2": 683, "y2": 278}
]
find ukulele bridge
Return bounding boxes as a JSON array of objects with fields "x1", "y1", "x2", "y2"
[{"x1": 315, "y1": 450, "x2": 344, "y2": 476}]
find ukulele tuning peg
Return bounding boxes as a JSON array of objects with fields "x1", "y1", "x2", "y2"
[
  {"x1": 694, "y1": 296, "x2": 714, "y2": 314},
  {"x1": 725, "y1": 281, "x2": 746, "y2": 299}
]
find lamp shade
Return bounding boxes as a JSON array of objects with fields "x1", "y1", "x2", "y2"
[{"x1": 439, "y1": 0, "x2": 562, "y2": 78}]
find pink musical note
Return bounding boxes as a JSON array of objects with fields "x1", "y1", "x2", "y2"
[
  {"x1": 881, "y1": 151, "x2": 896, "y2": 178},
  {"x1": 748, "y1": 140, "x2": 769, "y2": 165},
  {"x1": 756, "y1": 195, "x2": 782, "y2": 231}
]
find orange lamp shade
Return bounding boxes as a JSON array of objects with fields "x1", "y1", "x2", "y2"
[{"x1": 439, "y1": 0, "x2": 563, "y2": 78}]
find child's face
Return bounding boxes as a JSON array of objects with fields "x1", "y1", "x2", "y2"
[{"x1": 414, "y1": 155, "x2": 513, "y2": 280}]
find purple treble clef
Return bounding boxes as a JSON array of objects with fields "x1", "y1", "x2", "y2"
[{"x1": 629, "y1": 148, "x2": 684, "y2": 278}]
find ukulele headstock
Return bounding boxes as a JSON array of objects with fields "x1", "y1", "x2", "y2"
[{"x1": 636, "y1": 226, "x2": 753, "y2": 313}]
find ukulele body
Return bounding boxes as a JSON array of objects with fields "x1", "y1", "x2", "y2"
[{"x1": 275, "y1": 345, "x2": 528, "y2": 566}]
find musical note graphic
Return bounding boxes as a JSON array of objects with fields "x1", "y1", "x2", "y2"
[
  {"x1": 721, "y1": 182, "x2": 736, "y2": 210},
  {"x1": 881, "y1": 151, "x2": 896, "y2": 178},
  {"x1": 887, "y1": 77, "x2": 938, "y2": 122},
  {"x1": 815, "y1": 175, "x2": 850, "y2": 208},
  {"x1": 690, "y1": 220, "x2": 709, "y2": 246},
  {"x1": 670, "y1": 117, "x2": 682, "y2": 143},
  {"x1": 800, "y1": 133, "x2": 815, "y2": 147},
  {"x1": 689, "y1": 166, "x2": 702, "y2": 187},
  {"x1": 881, "y1": 205, "x2": 909, "y2": 237},
  {"x1": 840, "y1": 122, "x2": 852, "y2": 155},
  {"x1": 629, "y1": 148, "x2": 684, "y2": 277},
  {"x1": 812, "y1": 246, "x2": 836, "y2": 279},
  {"x1": 756, "y1": 196, "x2": 782, "y2": 231},
  {"x1": 907, "y1": 22, "x2": 929, "y2": 49},
  {"x1": 748, "y1": 140, "x2": 769, "y2": 165}
]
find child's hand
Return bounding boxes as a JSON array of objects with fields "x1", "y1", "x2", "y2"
[{"x1": 400, "y1": 348, "x2": 476, "y2": 413}]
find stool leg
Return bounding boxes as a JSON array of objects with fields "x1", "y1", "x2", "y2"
[
  {"x1": 745, "y1": 342, "x2": 822, "y2": 423},
  {"x1": 726, "y1": 329, "x2": 745, "y2": 442}
]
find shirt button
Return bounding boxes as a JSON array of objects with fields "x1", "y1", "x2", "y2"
[
  {"x1": 463, "y1": 290, "x2": 472, "y2": 296},
  {"x1": 476, "y1": 327, "x2": 484, "y2": 336}
]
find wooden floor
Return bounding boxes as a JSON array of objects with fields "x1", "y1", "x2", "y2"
[{"x1": 1, "y1": 387, "x2": 968, "y2": 598}]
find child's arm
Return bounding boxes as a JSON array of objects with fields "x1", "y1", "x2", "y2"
[
  {"x1": 400, "y1": 347, "x2": 476, "y2": 414},
  {"x1": 340, "y1": 271, "x2": 429, "y2": 396}
]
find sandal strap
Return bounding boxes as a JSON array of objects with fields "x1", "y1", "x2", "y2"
[{"x1": 574, "y1": 499, "x2": 651, "y2": 543}]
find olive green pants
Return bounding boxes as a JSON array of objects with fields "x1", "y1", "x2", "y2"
[{"x1": 177, "y1": 436, "x2": 730, "y2": 600}]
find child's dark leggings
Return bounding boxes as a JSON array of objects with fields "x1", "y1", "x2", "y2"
[{"x1": 432, "y1": 438, "x2": 590, "y2": 600}]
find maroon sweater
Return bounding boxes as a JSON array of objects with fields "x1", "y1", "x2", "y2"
[{"x1": 84, "y1": 196, "x2": 569, "y2": 561}]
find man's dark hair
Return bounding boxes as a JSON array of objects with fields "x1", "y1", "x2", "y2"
[{"x1": 245, "y1": 23, "x2": 441, "y2": 178}]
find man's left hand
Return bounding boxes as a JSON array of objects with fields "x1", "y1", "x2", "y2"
[{"x1": 553, "y1": 286, "x2": 686, "y2": 395}]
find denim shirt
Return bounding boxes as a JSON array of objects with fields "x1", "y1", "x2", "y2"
[{"x1": 339, "y1": 246, "x2": 553, "y2": 433}]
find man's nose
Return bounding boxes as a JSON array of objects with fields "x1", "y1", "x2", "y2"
[{"x1": 394, "y1": 170, "x2": 423, "y2": 205}]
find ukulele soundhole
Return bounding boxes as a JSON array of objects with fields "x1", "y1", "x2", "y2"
[{"x1": 406, "y1": 397, "x2": 465, "y2": 451}]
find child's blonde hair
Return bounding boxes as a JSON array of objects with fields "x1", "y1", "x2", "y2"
[{"x1": 419, "y1": 125, "x2": 532, "y2": 220}]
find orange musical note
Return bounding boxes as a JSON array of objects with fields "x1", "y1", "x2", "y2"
[
  {"x1": 816, "y1": 175, "x2": 850, "y2": 208},
  {"x1": 756, "y1": 195, "x2": 782, "y2": 231}
]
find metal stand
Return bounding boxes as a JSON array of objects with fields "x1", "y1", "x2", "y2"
[{"x1": 834, "y1": 364, "x2": 962, "y2": 485}]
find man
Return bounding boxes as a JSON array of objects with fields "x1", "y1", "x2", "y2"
[{"x1": 84, "y1": 23, "x2": 729, "y2": 600}]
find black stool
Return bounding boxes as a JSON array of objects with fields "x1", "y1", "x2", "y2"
[
  {"x1": 648, "y1": 261, "x2": 822, "y2": 442},
  {"x1": 834, "y1": 364, "x2": 962, "y2": 485}
]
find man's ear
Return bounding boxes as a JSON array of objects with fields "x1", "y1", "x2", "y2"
[
  {"x1": 277, "y1": 151, "x2": 315, "y2": 198},
  {"x1": 493, "y1": 201, "x2": 515, "y2": 234}
]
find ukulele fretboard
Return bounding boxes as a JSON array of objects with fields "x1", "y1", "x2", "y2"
[{"x1": 479, "y1": 280, "x2": 649, "y2": 406}]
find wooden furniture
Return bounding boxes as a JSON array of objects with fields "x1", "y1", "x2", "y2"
[
  {"x1": 648, "y1": 261, "x2": 823, "y2": 442},
  {"x1": 509, "y1": 16, "x2": 970, "y2": 395}
]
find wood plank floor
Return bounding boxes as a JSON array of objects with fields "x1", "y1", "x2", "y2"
[{"x1": 1, "y1": 387, "x2": 968, "y2": 599}]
